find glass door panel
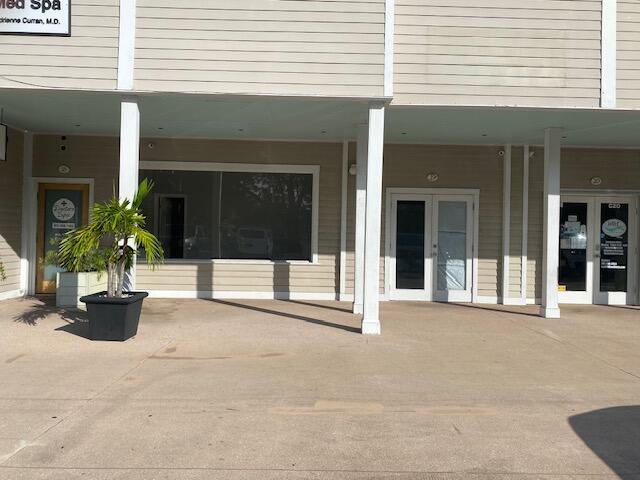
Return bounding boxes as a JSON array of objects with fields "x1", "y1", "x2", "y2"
[
  {"x1": 433, "y1": 196, "x2": 473, "y2": 302},
  {"x1": 558, "y1": 198, "x2": 593, "y2": 304},
  {"x1": 389, "y1": 194, "x2": 431, "y2": 301},
  {"x1": 395, "y1": 201, "x2": 425, "y2": 290},
  {"x1": 595, "y1": 198, "x2": 637, "y2": 305}
]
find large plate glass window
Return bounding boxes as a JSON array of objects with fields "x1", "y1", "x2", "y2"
[{"x1": 139, "y1": 169, "x2": 313, "y2": 261}]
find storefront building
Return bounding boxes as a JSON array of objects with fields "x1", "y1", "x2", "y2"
[{"x1": 1, "y1": 1, "x2": 639, "y2": 334}]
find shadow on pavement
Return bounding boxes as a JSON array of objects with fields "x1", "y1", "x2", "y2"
[
  {"x1": 209, "y1": 299, "x2": 360, "y2": 334},
  {"x1": 569, "y1": 406, "x2": 640, "y2": 479}
]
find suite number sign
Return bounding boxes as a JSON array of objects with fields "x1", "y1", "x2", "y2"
[{"x1": 0, "y1": 0, "x2": 70, "y2": 36}]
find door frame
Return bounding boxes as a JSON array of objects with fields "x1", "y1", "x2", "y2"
[
  {"x1": 28, "y1": 178, "x2": 94, "y2": 295},
  {"x1": 432, "y1": 194, "x2": 475, "y2": 302},
  {"x1": 593, "y1": 195, "x2": 639, "y2": 305},
  {"x1": 558, "y1": 195, "x2": 595, "y2": 304},
  {"x1": 154, "y1": 193, "x2": 188, "y2": 259},
  {"x1": 385, "y1": 188, "x2": 480, "y2": 303},
  {"x1": 560, "y1": 189, "x2": 640, "y2": 306},
  {"x1": 388, "y1": 193, "x2": 433, "y2": 301}
]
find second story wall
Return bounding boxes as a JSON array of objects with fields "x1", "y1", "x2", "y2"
[
  {"x1": 393, "y1": 0, "x2": 603, "y2": 108},
  {"x1": 618, "y1": 0, "x2": 640, "y2": 108},
  {"x1": 0, "y1": 1, "x2": 119, "y2": 90},
  {"x1": 134, "y1": 0, "x2": 385, "y2": 98}
]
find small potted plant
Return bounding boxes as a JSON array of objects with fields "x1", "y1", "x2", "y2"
[
  {"x1": 58, "y1": 179, "x2": 164, "y2": 341},
  {"x1": 0, "y1": 258, "x2": 5, "y2": 282},
  {"x1": 42, "y1": 238, "x2": 108, "y2": 308}
]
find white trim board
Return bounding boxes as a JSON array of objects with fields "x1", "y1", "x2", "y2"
[
  {"x1": 383, "y1": 0, "x2": 395, "y2": 98},
  {"x1": 601, "y1": 0, "x2": 617, "y2": 108},
  {"x1": 501, "y1": 145, "x2": 511, "y2": 304},
  {"x1": 117, "y1": 0, "x2": 137, "y2": 90},
  {"x1": 0, "y1": 289, "x2": 24, "y2": 301},
  {"x1": 339, "y1": 141, "x2": 349, "y2": 296},
  {"x1": 139, "y1": 161, "x2": 321, "y2": 264},
  {"x1": 145, "y1": 290, "x2": 340, "y2": 301},
  {"x1": 521, "y1": 145, "x2": 530, "y2": 304}
]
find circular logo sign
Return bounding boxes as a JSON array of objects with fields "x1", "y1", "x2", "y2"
[
  {"x1": 602, "y1": 219, "x2": 627, "y2": 238},
  {"x1": 52, "y1": 198, "x2": 76, "y2": 221}
]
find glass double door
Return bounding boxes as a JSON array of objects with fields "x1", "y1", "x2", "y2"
[
  {"x1": 559, "y1": 195, "x2": 638, "y2": 305},
  {"x1": 390, "y1": 194, "x2": 474, "y2": 302}
]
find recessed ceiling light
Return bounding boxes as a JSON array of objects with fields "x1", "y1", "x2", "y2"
[
  {"x1": 321, "y1": 130, "x2": 327, "y2": 134},
  {"x1": 481, "y1": 134, "x2": 487, "y2": 137},
  {"x1": 157, "y1": 127, "x2": 164, "y2": 130},
  {"x1": 237, "y1": 128, "x2": 244, "y2": 132},
  {"x1": 74, "y1": 124, "x2": 81, "y2": 127},
  {"x1": 401, "y1": 132, "x2": 407, "y2": 135}
]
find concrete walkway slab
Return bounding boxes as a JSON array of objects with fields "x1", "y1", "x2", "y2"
[{"x1": 1, "y1": 297, "x2": 639, "y2": 478}]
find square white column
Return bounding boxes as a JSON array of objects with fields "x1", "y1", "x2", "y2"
[
  {"x1": 353, "y1": 123, "x2": 368, "y2": 314},
  {"x1": 119, "y1": 98, "x2": 140, "y2": 291},
  {"x1": 540, "y1": 127, "x2": 562, "y2": 318},
  {"x1": 362, "y1": 103, "x2": 385, "y2": 335}
]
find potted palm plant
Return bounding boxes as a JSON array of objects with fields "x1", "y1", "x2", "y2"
[{"x1": 58, "y1": 179, "x2": 164, "y2": 341}]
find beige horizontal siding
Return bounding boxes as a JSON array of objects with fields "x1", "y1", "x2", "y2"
[
  {"x1": 135, "y1": 139, "x2": 342, "y2": 296},
  {"x1": 0, "y1": 128, "x2": 23, "y2": 295},
  {"x1": 0, "y1": 2, "x2": 118, "y2": 91},
  {"x1": 393, "y1": 0, "x2": 602, "y2": 107},
  {"x1": 344, "y1": 144, "x2": 504, "y2": 299},
  {"x1": 618, "y1": 1, "x2": 640, "y2": 108},
  {"x1": 134, "y1": 0, "x2": 385, "y2": 97}
]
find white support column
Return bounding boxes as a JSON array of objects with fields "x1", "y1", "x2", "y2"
[
  {"x1": 540, "y1": 128, "x2": 562, "y2": 318},
  {"x1": 20, "y1": 131, "x2": 33, "y2": 295},
  {"x1": 119, "y1": 98, "x2": 140, "y2": 290},
  {"x1": 362, "y1": 104, "x2": 385, "y2": 335},
  {"x1": 521, "y1": 145, "x2": 530, "y2": 304},
  {"x1": 353, "y1": 124, "x2": 368, "y2": 314},
  {"x1": 117, "y1": 0, "x2": 137, "y2": 91},
  {"x1": 501, "y1": 145, "x2": 511, "y2": 304},
  {"x1": 339, "y1": 141, "x2": 349, "y2": 300}
]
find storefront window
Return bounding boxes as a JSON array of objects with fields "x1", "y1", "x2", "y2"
[{"x1": 139, "y1": 168, "x2": 314, "y2": 261}]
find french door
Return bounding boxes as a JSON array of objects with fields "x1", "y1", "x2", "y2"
[
  {"x1": 389, "y1": 193, "x2": 474, "y2": 302},
  {"x1": 559, "y1": 195, "x2": 638, "y2": 305}
]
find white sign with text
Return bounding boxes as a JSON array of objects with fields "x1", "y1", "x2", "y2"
[{"x1": 0, "y1": 0, "x2": 70, "y2": 36}]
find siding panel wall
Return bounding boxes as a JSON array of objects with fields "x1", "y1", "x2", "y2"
[
  {"x1": 618, "y1": 1, "x2": 640, "y2": 108},
  {"x1": 394, "y1": 0, "x2": 602, "y2": 107},
  {"x1": 345, "y1": 144, "x2": 503, "y2": 299},
  {"x1": 0, "y1": 2, "x2": 119, "y2": 90},
  {"x1": 134, "y1": 0, "x2": 385, "y2": 97},
  {"x1": 0, "y1": 128, "x2": 23, "y2": 295}
]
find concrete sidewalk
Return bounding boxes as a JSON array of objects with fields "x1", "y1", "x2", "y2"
[{"x1": 1, "y1": 297, "x2": 639, "y2": 479}]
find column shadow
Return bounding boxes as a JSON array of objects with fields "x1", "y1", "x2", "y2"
[{"x1": 569, "y1": 406, "x2": 640, "y2": 479}]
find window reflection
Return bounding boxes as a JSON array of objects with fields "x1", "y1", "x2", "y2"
[{"x1": 140, "y1": 169, "x2": 313, "y2": 261}]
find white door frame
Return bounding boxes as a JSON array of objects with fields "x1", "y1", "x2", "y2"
[
  {"x1": 558, "y1": 195, "x2": 595, "y2": 304},
  {"x1": 388, "y1": 193, "x2": 433, "y2": 301},
  {"x1": 432, "y1": 194, "x2": 475, "y2": 302},
  {"x1": 27, "y1": 177, "x2": 95, "y2": 295},
  {"x1": 385, "y1": 188, "x2": 480, "y2": 303},
  {"x1": 560, "y1": 190, "x2": 639, "y2": 306},
  {"x1": 593, "y1": 195, "x2": 638, "y2": 305}
]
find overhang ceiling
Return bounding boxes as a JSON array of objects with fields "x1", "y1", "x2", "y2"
[{"x1": 2, "y1": 89, "x2": 640, "y2": 147}]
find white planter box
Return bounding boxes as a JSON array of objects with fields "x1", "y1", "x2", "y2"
[{"x1": 56, "y1": 271, "x2": 108, "y2": 308}]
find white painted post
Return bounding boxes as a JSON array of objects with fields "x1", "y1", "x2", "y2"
[
  {"x1": 20, "y1": 131, "x2": 33, "y2": 295},
  {"x1": 362, "y1": 104, "x2": 385, "y2": 335},
  {"x1": 540, "y1": 128, "x2": 562, "y2": 318},
  {"x1": 339, "y1": 141, "x2": 349, "y2": 299},
  {"x1": 119, "y1": 98, "x2": 141, "y2": 291},
  {"x1": 353, "y1": 123, "x2": 368, "y2": 314},
  {"x1": 501, "y1": 145, "x2": 511, "y2": 304},
  {"x1": 521, "y1": 145, "x2": 530, "y2": 304}
]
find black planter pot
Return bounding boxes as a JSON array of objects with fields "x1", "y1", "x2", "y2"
[{"x1": 80, "y1": 291, "x2": 149, "y2": 341}]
